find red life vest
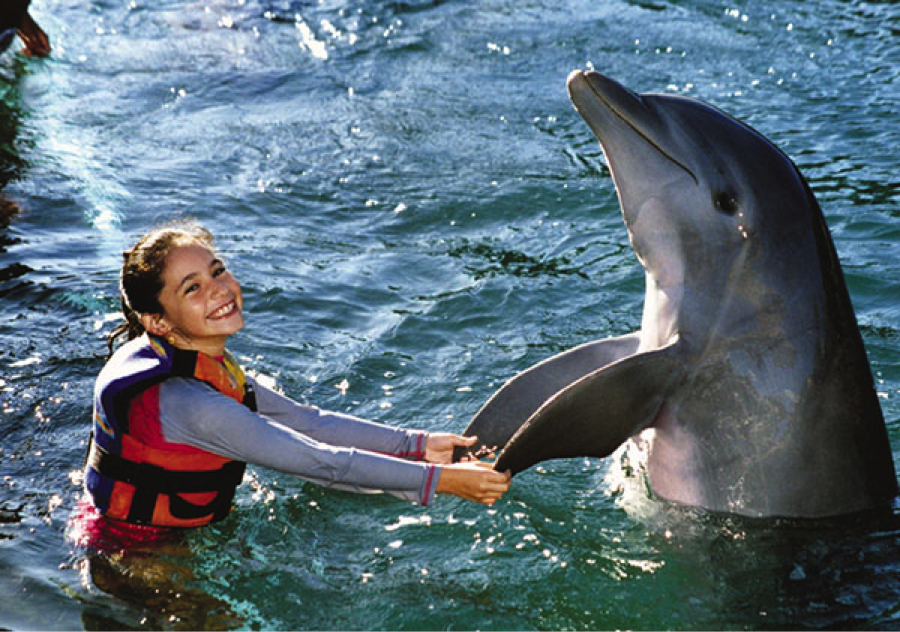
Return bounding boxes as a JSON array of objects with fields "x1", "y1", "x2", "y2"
[{"x1": 85, "y1": 334, "x2": 255, "y2": 528}]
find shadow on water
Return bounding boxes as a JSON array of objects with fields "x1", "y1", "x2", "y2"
[
  {"x1": 0, "y1": 66, "x2": 32, "y2": 294},
  {"x1": 447, "y1": 237, "x2": 591, "y2": 281},
  {"x1": 616, "y1": 468, "x2": 900, "y2": 631}
]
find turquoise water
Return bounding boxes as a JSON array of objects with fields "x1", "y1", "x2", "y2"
[{"x1": 1, "y1": 0, "x2": 898, "y2": 629}]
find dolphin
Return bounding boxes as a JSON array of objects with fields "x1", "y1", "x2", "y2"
[{"x1": 459, "y1": 70, "x2": 898, "y2": 519}]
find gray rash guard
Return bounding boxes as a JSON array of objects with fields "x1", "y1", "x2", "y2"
[{"x1": 155, "y1": 375, "x2": 441, "y2": 505}]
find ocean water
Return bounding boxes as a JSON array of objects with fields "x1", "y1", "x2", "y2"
[{"x1": 1, "y1": 0, "x2": 898, "y2": 629}]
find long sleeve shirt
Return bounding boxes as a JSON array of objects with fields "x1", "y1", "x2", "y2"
[{"x1": 145, "y1": 375, "x2": 440, "y2": 505}]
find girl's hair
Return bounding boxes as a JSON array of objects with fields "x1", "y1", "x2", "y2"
[{"x1": 107, "y1": 221, "x2": 215, "y2": 354}]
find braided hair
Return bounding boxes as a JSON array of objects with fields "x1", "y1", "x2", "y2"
[{"x1": 108, "y1": 221, "x2": 215, "y2": 355}]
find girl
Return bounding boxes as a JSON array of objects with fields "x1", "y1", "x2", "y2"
[{"x1": 78, "y1": 222, "x2": 510, "y2": 541}]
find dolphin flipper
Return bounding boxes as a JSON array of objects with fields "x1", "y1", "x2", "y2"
[
  {"x1": 495, "y1": 337, "x2": 683, "y2": 475},
  {"x1": 456, "y1": 333, "x2": 642, "y2": 461}
]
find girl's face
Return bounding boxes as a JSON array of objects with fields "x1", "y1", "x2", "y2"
[{"x1": 145, "y1": 242, "x2": 244, "y2": 356}]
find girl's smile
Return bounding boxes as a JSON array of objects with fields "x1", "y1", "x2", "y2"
[{"x1": 208, "y1": 300, "x2": 239, "y2": 320}]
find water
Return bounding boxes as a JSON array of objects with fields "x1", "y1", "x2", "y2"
[{"x1": 1, "y1": 0, "x2": 898, "y2": 629}]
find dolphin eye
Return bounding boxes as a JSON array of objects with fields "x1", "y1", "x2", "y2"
[{"x1": 713, "y1": 190, "x2": 739, "y2": 215}]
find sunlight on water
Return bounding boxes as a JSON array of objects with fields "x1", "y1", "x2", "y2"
[
  {"x1": 296, "y1": 18, "x2": 329, "y2": 60},
  {"x1": 40, "y1": 114, "x2": 127, "y2": 231}
]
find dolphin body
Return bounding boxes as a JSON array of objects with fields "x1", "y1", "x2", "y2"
[{"x1": 461, "y1": 71, "x2": 898, "y2": 519}]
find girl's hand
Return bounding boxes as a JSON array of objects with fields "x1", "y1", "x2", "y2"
[
  {"x1": 424, "y1": 433, "x2": 478, "y2": 464},
  {"x1": 435, "y1": 461, "x2": 511, "y2": 505}
]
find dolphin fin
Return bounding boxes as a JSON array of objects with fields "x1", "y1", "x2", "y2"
[
  {"x1": 456, "y1": 333, "x2": 642, "y2": 461},
  {"x1": 495, "y1": 337, "x2": 683, "y2": 475}
]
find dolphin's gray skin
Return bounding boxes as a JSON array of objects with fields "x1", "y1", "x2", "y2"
[{"x1": 460, "y1": 71, "x2": 898, "y2": 519}]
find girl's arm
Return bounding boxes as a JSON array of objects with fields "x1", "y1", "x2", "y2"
[
  {"x1": 248, "y1": 375, "x2": 429, "y2": 459},
  {"x1": 157, "y1": 378, "x2": 439, "y2": 504}
]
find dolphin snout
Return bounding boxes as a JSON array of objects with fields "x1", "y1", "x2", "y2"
[
  {"x1": 566, "y1": 69, "x2": 587, "y2": 90},
  {"x1": 569, "y1": 70, "x2": 698, "y2": 186},
  {"x1": 568, "y1": 70, "x2": 645, "y2": 110}
]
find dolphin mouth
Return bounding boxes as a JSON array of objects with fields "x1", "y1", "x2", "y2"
[{"x1": 567, "y1": 70, "x2": 698, "y2": 185}]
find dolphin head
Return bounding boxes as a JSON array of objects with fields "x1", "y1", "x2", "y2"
[{"x1": 567, "y1": 70, "x2": 823, "y2": 352}]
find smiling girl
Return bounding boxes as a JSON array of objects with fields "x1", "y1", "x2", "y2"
[{"x1": 78, "y1": 222, "x2": 509, "y2": 542}]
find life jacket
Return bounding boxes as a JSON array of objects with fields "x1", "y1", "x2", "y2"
[{"x1": 85, "y1": 334, "x2": 256, "y2": 528}]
